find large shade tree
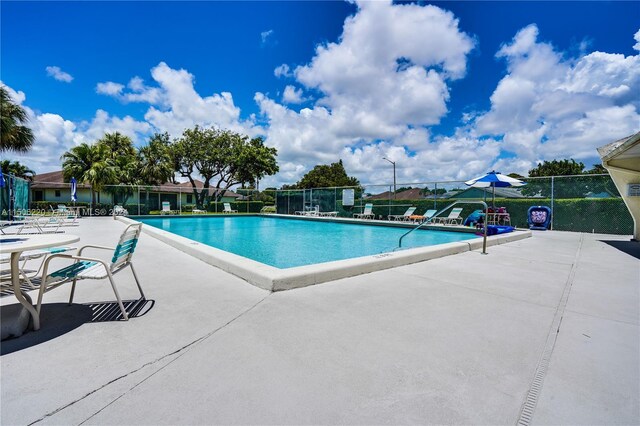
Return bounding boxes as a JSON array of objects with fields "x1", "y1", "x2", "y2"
[
  {"x1": 0, "y1": 86, "x2": 35, "y2": 153},
  {"x1": 294, "y1": 160, "x2": 360, "y2": 189},
  {"x1": 171, "y1": 126, "x2": 278, "y2": 208},
  {"x1": 523, "y1": 159, "x2": 618, "y2": 198}
]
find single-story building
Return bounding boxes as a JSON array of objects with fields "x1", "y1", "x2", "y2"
[
  {"x1": 598, "y1": 131, "x2": 640, "y2": 241},
  {"x1": 30, "y1": 170, "x2": 243, "y2": 210},
  {"x1": 444, "y1": 186, "x2": 528, "y2": 200}
]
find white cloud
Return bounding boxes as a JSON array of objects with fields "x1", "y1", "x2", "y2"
[
  {"x1": 2, "y1": 83, "x2": 26, "y2": 105},
  {"x1": 274, "y1": 64, "x2": 292, "y2": 78},
  {"x1": 634, "y1": 29, "x2": 640, "y2": 51},
  {"x1": 45, "y1": 66, "x2": 73, "y2": 83},
  {"x1": 282, "y1": 85, "x2": 306, "y2": 104},
  {"x1": 474, "y1": 24, "x2": 640, "y2": 170},
  {"x1": 261, "y1": 29, "x2": 274, "y2": 46},
  {"x1": 2, "y1": 81, "x2": 152, "y2": 174},
  {"x1": 258, "y1": 0, "x2": 477, "y2": 186},
  {"x1": 96, "y1": 81, "x2": 124, "y2": 96},
  {"x1": 293, "y1": 1, "x2": 474, "y2": 131}
]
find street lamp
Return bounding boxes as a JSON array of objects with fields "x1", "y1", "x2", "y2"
[{"x1": 382, "y1": 157, "x2": 396, "y2": 198}]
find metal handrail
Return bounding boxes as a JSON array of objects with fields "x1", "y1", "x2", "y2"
[{"x1": 398, "y1": 200, "x2": 489, "y2": 254}]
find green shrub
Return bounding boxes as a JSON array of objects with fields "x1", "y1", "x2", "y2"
[{"x1": 343, "y1": 197, "x2": 632, "y2": 234}]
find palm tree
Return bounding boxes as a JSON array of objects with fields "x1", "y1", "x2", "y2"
[
  {"x1": 61, "y1": 143, "x2": 117, "y2": 207},
  {"x1": 0, "y1": 160, "x2": 35, "y2": 181},
  {"x1": 97, "y1": 132, "x2": 139, "y2": 204},
  {"x1": 139, "y1": 133, "x2": 174, "y2": 185},
  {"x1": 138, "y1": 133, "x2": 174, "y2": 210},
  {"x1": 0, "y1": 86, "x2": 35, "y2": 153}
]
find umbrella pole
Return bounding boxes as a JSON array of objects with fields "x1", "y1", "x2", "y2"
[{"x1": 492, "y1": 185, "x2": 495, "y2": 209}]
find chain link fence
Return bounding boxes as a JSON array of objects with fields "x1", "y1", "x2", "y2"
[
  {"x1": 272, "y1": 174, "x2": 632, "y2": 235},
  {"x1": 1, "y1": 173, "x2": 30, "y2": 220},
  {"x1": 23, "y1": 174, "x2": 633, "y2": 235}
]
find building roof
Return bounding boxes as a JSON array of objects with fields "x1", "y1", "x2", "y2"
[
  {"x1": 31, "y1": 171, "x2": 91, "y2": 189},
  {"x1": 31, "y1": 170, "x2": 242, "y2": 197},
  {"x1": 366, "y1": 188, "x2": 427, "y2": 200},
  {"x1": 597, "y1": 131, "x2": 640, "y2": 162}
]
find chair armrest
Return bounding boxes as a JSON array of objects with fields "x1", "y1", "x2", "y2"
[
  {"x1": 41, "y1": 253, "x2": 111, "y2": 281},
  {"x1": 77, "y1": 245, "x2": 115, "y2": 255}
]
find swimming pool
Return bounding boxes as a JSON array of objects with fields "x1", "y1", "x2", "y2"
[
  {"x1": 138, "y1": 215, "x2": 476, "y2": 268},
  {"x1": 126, "y1": 215, "x2": 530, "y2": 291}
]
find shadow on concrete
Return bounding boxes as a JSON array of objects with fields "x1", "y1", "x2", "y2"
[
  {"x1": 1, "y1": 299, "x2": 154, "y2": 356},
  {"x1": 601, "y1": 240, "x2": 640, "y2": 260}
]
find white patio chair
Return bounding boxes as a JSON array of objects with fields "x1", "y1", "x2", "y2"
[
  {"x1": 433, "y1": 207, "x2": 464, "y2": 225},
  {"x1": 161, "y1": 201, "x2": 173, "y2": 215},
  {"x1": 388, "y1": 206, "x2": 417, "y2": 221},
  {"x1": 36, "y1": 223, "x2": 145, "y2": 321},
  {"x1": 223, "y1": 203, "x2": 237, "y2": 213},
  {"x1": 353, "y1": 203, "x2": 375, "y2": 220}
]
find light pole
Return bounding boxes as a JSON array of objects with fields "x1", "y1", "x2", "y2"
[{"x1": 382, "y1": 157, "x2": 396, "y2": 198}]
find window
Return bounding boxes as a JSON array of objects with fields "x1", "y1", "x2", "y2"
[
  {"x1": 55, "y1": 190, "x2": 61, "y2": 197},
  {"x1": 186, "y1": 194, "x2": 193, "y2": 204},
  {"x1": 34, "y1": 190, "x2": 44, "y2": 202}
]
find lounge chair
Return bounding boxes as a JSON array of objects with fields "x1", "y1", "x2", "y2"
[
  {"x1": 160, "y1": 201, "x2": 174, "y2": 215},
  {"x1": 53, "y1": 205, "x2": 79, "y2": 225},
  {"x1": 192, "y1": 207, "x2": 206, "y2": 214},
  {"x1": 318, "y1": 211, "x2": 338, "y2": 217},
  {"x1": 0, "y1": 220, "x2": 19, "y2": 234},
  {"x1": 433, "y1": 207, "x2": 464, "y2": 225},
  {"x1": 388, "y1": 206, "x2": 417, "y2": 221},
  {"x1": 353, "y1": 203, "x2": 375, "y2": 220},
  {"x1": 408, "y1": 209, "x2": 437, "y2": 223},
  {"x1": 15, "y1": 213, "x2": 63, "y2": 234},
  {"x1": 113, "y1": 205, "x2": 128, "y2": 216},
  {"x1": 295, "y1": 206, "x2": 317, "y2": 216},
  {"x1": 223, "y1": 203, "x2": 237, "y2": 213},
  {"x1": 36, "y1": 223, "x2": 146, "y2": 321}
]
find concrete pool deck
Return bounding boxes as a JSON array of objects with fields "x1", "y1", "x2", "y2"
[{"x1": 1, "y1": 217, "x2": 638, "y2": 425}]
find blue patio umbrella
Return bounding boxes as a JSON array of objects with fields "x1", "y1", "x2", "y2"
[
  {"x1": 70, "y1": 177, "x2": 78, "y2": 202},
  {"x1": 465, "y1": 171, "x2": 526, "y2": 208}
]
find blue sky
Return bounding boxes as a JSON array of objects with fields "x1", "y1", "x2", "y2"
[{"x1": 2, "y1": 1, "x2": 639, "y2": 186}]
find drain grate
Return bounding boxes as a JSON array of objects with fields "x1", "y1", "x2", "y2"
[{"x1": 516, "y1": 234, "x2": 583, "y2": 426}]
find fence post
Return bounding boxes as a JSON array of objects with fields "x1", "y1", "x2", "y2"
[
  {"x1": 388, "y1": 185, "x2": 392, "y2": 218},
  {"x1": 137, "y1": 186, "x2": 140, "y2": 215},
  {"x1": 434, "y1": 182, "x2": 437, "y2": 209},
  {"x1": 550, "y1": 176, "x2": 555, "y2": 230}
]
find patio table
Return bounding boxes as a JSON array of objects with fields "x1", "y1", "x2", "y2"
[
  {"x1": 1, "y1": 233, "x2": 79, "y2": 331},
  {"x1": 487, "y1": 212, "x2": 510, "y2": 225}
]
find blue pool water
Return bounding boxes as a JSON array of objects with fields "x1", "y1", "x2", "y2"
[{"x1": 138, "y1": 216, "x2": 476, "y2": 269}]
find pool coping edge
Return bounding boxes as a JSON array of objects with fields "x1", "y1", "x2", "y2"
[{"x1": 116, "y1": 216, "x2": 532, "y2": 292}]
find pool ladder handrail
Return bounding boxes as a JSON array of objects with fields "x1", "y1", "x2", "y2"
[{"x1": 397, "y1": 200, "x2": 489, "y2": 254}]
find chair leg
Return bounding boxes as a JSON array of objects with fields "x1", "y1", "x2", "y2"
[
  {"x1": 69, "y1": 278, "x2": 78, "y2": 305},
  {"x1": 129, "y1": 263, "x2": 145, "y2": 299},
  {"x1": 106, "y1": 270, "x2": 129, "y2": 321}
]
